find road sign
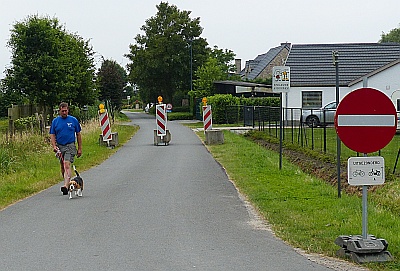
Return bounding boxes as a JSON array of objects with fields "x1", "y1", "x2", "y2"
[
  {"x1": 348, "y1": 156, "x2": 385, "y2": 185},
  {"x1": 166, "y1": 103, "x2": 173, "y2": 113},
  {"x1": 272, "y1": 66, "x2": 290, "y2": 92},
  {"x1": 334, "y1": 87, "x2": 397, "y2": 153}
]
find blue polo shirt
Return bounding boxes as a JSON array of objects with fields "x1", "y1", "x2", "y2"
[{"x1": 49, "y1": 115, "x2": 81, "y2": 145}]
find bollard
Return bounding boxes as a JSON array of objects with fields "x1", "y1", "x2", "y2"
[
  {"x1": 154, "y1": 129, "x2": 171, "y2": 145},
  {"x1": 205, "y1": 130, "x2": 224, "y2": 145}
]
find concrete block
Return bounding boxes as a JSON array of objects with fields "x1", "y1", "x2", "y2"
[
  {"x1": 154, "y1": 129, "x2": 171, "y2": 145},
  {"x1": 205, "y1": 129, "x2": 224, "y2": 145},
  {"x1": 99, "y1": 132, "x2": 119, "y2": 147}
]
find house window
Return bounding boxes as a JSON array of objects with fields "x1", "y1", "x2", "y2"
[{"x1": 302, "y1": 91, "x2": 322, "y2": 108}]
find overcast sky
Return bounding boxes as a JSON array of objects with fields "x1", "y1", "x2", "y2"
[{"x1": 1, "y1": 0, "x2": 399, "y2": 78}]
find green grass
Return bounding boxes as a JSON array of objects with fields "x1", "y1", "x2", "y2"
[
  {"x1": 0, "y1": 118, "x2": 8, "y2": 133},
  {"x1": 279, "y1": 126, "x2": 400, "y2": 169},
  {"x1": 198, "y1": 130, "x2": 400, "y2": 271}
]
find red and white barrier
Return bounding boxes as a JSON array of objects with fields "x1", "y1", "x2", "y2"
[
  {"x1": 99, "y1": 110, "x2": 112, "y2": 142},
  {"x1": 156, "y1": 104, "x2": 167, "y2": 137},
  {"x1": 202, "y1": 105, "x2": 212, "y2": 131}
]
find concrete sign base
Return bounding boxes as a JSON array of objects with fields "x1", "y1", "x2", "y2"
[{"x1": 335, "y1": 235, "x2": 393, "y2": 263}]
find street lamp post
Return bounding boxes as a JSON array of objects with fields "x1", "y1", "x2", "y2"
[
  {"x1": 189, "y1": 39, "x2": 193, "y2": 91},
  {"x1": 332, "y1": 50, "x2": 341, "y2": 198}
]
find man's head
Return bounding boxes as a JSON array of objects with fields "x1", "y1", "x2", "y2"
[{"x1": 59, "y1": 102, "x2": 69, "y2": 118}]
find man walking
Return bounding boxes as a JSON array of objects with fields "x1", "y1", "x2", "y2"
[{"x1": 50, "y1": 102, "x2": 82, "y2": 195}]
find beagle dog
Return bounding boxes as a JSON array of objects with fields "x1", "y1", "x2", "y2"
[{"x1": 68, "y1": 165, "x2": 84, "y2": 199}]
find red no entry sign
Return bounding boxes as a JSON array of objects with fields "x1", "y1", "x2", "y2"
[{"x1": 334, "y1": 87, "x2": 397, "y2": 153}]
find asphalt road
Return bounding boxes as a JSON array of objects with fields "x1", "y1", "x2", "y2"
[{"x1": 0, "y1": 111, "x2": 342, "y2": 270}]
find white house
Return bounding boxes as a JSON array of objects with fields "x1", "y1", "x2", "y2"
[{"x1": 283, "y1": 43, "x2": 400, "y2": 110}]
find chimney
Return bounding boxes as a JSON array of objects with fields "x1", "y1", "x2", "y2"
[{"x1": 235, "y1": 59, "x2": 241, "y2": 74}]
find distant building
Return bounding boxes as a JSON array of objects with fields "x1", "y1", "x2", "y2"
[
  {"x1": 240, "y1": 43, "x2": 291, "y2": 80},
  {"x1": 284, "y1": 43, "x2": 400, "y2": 109},
  {"x1": 213, "y1": 80, "x2": 273, "y2": 98},
  {"x1": 240, "y1": 42, "x2": 400, "y2": 110}
]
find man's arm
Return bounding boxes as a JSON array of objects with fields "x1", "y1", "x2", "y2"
[
  {"x1": 76, "y1": 132, "x2": 82, "y2": 157},
  {"x1": 50, "y1": 134, "x2": 58, "y2": 152}
]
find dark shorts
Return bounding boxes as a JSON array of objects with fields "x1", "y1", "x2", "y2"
[{"x1": 57, "y1": 143, "x2": 77, "y2": 163}]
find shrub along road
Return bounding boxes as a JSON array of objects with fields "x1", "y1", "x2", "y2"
[{"x1": 0, "y1": 111, "x2": 360, "y2": 270}]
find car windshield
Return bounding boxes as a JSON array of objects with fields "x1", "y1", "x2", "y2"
[{"x1": 323, "y1": 102, "x2": 336, "y2": 110}]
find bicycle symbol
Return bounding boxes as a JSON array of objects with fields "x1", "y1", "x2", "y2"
[
  {"x1": 352, "y1": 170, "x2": 365, "y2": 177},
  {"x1": 368, "y1": 169, "x2": 381, "y2": 177}
]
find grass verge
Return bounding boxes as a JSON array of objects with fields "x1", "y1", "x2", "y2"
[{"x1": 198, "y1": 130, "x2": 400, "y2": 271}]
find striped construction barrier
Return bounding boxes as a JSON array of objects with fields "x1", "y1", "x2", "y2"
[
  {"x1": 99, "y1": 110, "x2": 112, "y2": 142},
  {"x1": 202, "y1": 105, "x2": 212, "y2": 131},
  {"x1": 156, "y1": 104, "x2": 167, "y2": 137}
]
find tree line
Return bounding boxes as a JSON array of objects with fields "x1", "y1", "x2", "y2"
[{"x1": 1, "y1": 2, "x2": 399, "y2": 121}]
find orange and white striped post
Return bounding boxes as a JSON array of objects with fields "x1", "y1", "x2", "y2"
[
  {"x1": 99, "y1": 104, "x2": 112, "y2": 145},
  {"x1": 202, "y1": 97, "x2": 212, "y2": 132}
]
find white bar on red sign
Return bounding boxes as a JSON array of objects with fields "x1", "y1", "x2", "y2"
[{"x1": 337, "y1": 115, "x2": 395, "y2": 127}]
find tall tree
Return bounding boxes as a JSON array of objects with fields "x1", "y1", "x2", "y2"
[
  {"x1": 126, "y1": 2, "x2": 208, "y2": 104},
  {"x1": 4, "y1": 15, "x2": 97, "y2": 117},
  {"x1": 209, "y1": 46, "x2": 237, "y2": 74},
  {"x1": 0, "y1": 79, "x2": 24, "y2": 117},
  {"x1": 193, "y1": 57, "x2": 226, "y2": 98},
  {"x1": 380, "y1": 24, "x2": 400, "y2": 43},
  {"x1": 97, "y1": 59, "x2": 127, "y2": 111},
  {"x1": 193, "y1": 46, "x2": 237, "y2": 98}
]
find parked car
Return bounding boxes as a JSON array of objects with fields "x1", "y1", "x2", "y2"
[
  {"x1": 302, "y1": 101, "x2": 337, "y2": 128},
  {"x1": 144, "y1": 103, "x2": 154, "y2": 113}
]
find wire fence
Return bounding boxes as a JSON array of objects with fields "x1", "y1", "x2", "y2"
[
  {"x1": 224, "y1": 105, "x2": 354, "y2": 153},
  {"x1": 223, "y1": 105, "x2": 400, "y2": 174}
]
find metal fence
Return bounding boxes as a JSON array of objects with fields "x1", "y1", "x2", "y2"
[
  {"x1": 224, "y1": 105, "x2": 338, "y2": 154},
  {"x1": 222, "y1": 105, "x2": 400, "y2": 175}
]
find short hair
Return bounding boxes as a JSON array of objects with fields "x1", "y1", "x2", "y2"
[{"x1": 59, "y1": 102, "x2": 69, "y2": 109}]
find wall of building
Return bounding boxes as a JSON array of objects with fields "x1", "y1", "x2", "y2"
[
  {"x1": 349, "y1": 63, "x2": 400, "y2": 96},
  {"x1": 286, "y1": 63, "x2": 400, "y2": 110},
  {"x1": 257, "y1": 47, "x2": 290, "y2": 79}
]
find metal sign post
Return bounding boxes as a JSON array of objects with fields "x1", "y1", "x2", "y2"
[
  {"x1": 272, "y1": 66, "x2": 290, "y2": 170},
  {"x1": 348, "y1": 155, "x2": 385, "y2": 239},
  {"x1": 334, "y1": 88, "x2": 396, "y2": 263}
]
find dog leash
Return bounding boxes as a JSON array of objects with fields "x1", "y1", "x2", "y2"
[
  {"x1": 55, "y1": 147, "x2": 70, "y2": 181},
  {"x1": 55, "y1": 147, "x2": 64, "y2": 162}
]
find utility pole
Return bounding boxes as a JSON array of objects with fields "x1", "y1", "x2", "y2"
[{"x1": 332, "y1": 50, "x2": 341, "y2": 198}]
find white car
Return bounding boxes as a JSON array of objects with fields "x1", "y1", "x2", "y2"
[{"x1": 302, "y1": 101, "x2": 337, "y2": 128}]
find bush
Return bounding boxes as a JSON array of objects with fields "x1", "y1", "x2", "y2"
[
  {"x1": 205, "y1": 94, "x2": 280, "y2": 124},
  {"x1": 167, "y1": 112, "x2": 193, "y2": 121},
  {"x1": 14, "y1": 116, "x2": 40, "y2": 132},
  {"x1": 172, "y1": 106, "x2": 190, "y2": 113}
]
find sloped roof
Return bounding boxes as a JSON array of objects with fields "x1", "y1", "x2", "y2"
[
  {"x1": 285, "y1": 43, "x2": 400, "y2": 87},
  {"x1": 241, "y1": 43, "x2": 290, "y2": 80}
]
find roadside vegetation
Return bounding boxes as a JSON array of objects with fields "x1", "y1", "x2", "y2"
[{"x1": 0, "y1": 115, "x2": 138, "y2": 210}]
